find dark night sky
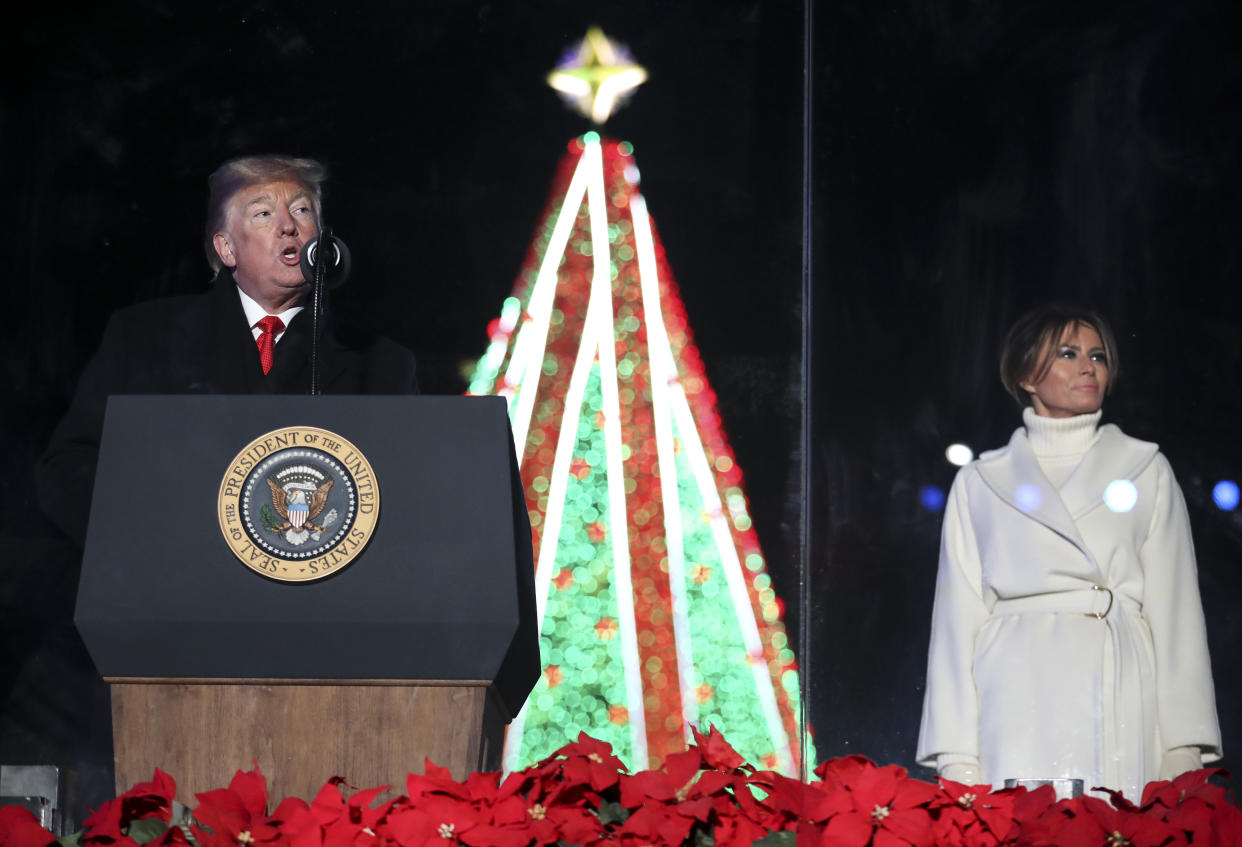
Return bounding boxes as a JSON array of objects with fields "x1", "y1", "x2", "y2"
[
  {"x1": 809, "y1": 0, "x2": 1241, "y2": 769},
  {"x1": 2, "y1": 0, "x2": 1239, "y2": 815},
  {"x1": 1, "y1": 0, "x2": 806, "y2": 812}
]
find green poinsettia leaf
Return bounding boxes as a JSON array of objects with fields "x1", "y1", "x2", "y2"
[
  {"x1": 55, "y1": 831, "x2": 83, "y2": 847},
  {"x1": 126, "y1": 817, "x2": 170, "y2": 845},
  {"x1": 690, "y1": 824, "x2": 715, "y2": 847},
  {"x1": 752, "y1": 832, "x2": 795, "y2": 847},
  {"x1": 595, "y1": 799, "x2": 629, "y2": 825},
  {"x1": 171, "y1": 800, "x2": 193, "y2": 827}
]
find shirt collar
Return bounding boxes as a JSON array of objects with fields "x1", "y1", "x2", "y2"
[{"x1": 236, "y1": 285, "x2": 305, "y2": 330}]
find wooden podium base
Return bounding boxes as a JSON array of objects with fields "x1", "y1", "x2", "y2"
[{"x1": 109, "y1": 679, "x2": 508, "y2": 807}]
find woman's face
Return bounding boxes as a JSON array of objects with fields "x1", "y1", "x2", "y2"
[{"x1": 1022, "y1": 322, "x2": 1110, "y2": 418}]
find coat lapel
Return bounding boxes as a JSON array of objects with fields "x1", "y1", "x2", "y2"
[
  {"x1": 1059, "y1": 424, "x2": 1159, "y2": 519},
  {"x1": 268, "y1": 307, "x2": 360, "y2": 393},
  {"x1": 208, "y1": 274, "x2": 267, "y2": 393},
  {"x1": 267, "y1": 307, "x2": 312, "y2": 391},
  {"x1": 975, "y1": 427, "x2": 1094, "y2": 560}
]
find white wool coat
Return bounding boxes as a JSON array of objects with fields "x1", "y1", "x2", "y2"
[{"x1": 916, "y1": 423, "x2": 1222, "y2": 800}]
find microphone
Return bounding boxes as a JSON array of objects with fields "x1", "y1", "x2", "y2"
[
  {"x1": 302, "y1": 228, "x2": 351, "y2": 396},
  {"x1": 299, "y1": 232, "x2": 351, "y2": 289}
]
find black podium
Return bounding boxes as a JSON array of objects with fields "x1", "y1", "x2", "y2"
[{"x1": 74, "y1": 394, "x2": 539, "y2": 804}]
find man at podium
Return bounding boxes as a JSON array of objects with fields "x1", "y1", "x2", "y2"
[{"x1": 37, "y1": 154, "x2": 418, "y2": 547}]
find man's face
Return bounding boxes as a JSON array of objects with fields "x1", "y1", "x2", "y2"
[{"x1": 212, "y1": 180, "x2": 318, "y2": 312}]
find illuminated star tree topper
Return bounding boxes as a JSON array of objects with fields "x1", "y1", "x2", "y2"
[{"x1": 547, "y1": 26, "x2": 647, "y2": 124}]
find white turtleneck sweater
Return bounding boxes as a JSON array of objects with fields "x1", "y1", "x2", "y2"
[{"x1": 1022, "y1": 407, "x2": 1102, "y2": 488}]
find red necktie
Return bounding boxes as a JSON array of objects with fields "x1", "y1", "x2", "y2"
[{"x1": 255, "y1": 315, "x2": 285, "y2": 375}]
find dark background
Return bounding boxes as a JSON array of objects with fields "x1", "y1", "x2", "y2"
[
  {"x1": 1, "y1": 0, "x2": 1237, "y2": 822},
  {"x1": 809, "y1": 0, "x2": 1240, "y2": 776},
  {"x1": 0, "y1": 0, "x2": 806, "y2": 819}
]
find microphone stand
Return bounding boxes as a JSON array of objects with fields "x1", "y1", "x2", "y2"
[{"x1": 309, "y1": 226, "x2": 332, "y2": 396}]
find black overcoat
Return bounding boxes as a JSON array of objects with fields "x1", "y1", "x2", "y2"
[{"x1": 37, "y1": 274, "x2": 419, "y2": 544}]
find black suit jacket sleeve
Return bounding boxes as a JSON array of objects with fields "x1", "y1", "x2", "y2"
[{"x1": 36, "y1": 312, "x2": 132, "y2": 546}]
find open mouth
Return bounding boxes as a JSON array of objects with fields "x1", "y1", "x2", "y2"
[{"x1": 281, "y1": 245, "x2": 300, "y2": 264}]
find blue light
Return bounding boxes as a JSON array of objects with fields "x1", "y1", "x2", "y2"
[
  {"x1": 1015, "y1": 483, "x2": 1042, "y2": 513},
  {"x1": 919, "y1": 485, "x2": 946, "y2": 512},
  {"x1": 1213, "y1": 480, "x2": 1240, "y2": 511}
]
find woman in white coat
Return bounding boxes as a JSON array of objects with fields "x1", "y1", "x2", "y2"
[{"x1": 916, "y1": 303, "x2": 1221, "y2": 800}]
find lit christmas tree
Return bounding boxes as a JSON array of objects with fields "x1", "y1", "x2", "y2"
[{"x1": 467, "y1": 28, "x2": 810, "y2": 775}]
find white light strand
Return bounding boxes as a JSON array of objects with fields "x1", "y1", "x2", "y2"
[
  {"x1": 630, "y1": 193, "x2": 699, "y2": 738},
  {"x1": 583, "y1": 139, "x2": 649, "y2": 769},
  {"x1": 501, "y1": 145, "x2": 597, "y2": 776},
  {"x1": 655, "y1": 329, "x2": 796, "y2": 775},
  {"x1": 504, "y1": 148, "x2": 594, "y2": 459},
  {"x1": 503, "y1": 277, "x2": 603, "y2": 776}
]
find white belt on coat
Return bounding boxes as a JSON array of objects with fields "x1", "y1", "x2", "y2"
[
  {"x1": 989, "y1": 587, "x2": 1152, "y2": 797},
  {"x1": 991, "y1": 585, "x2": 1118, "y2": 619}
]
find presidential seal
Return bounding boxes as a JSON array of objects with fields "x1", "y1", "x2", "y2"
[{"x1": 218, "y1": 426, "x2": 379, "y2": 582}]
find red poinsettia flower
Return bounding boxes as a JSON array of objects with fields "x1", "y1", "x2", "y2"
[
  {"x1": 275, "y1": 795, "x2": 328, "y2": 847},
  {"x1": 455, "y1": 775, "x2": 534, "y2": 847},
  {"x1": 305, "y1": 779, "x2": 347, "y2": 824},
  {"x1": 743, "y1": 771, "x2": 805, "y2": 835},
  {"x1": 1011, "y1": 799, "x2": 1094, "y2": 847},
  {"x1": 542, "y1": 733, "x2": 629, "y2": 793},
  {"x1": 80, "y1": 768, "x2": 179, "y2": 847},
  {"x1": 813, "y1": 755, "x2": 872, "y2": 792},
  {"x1": 930, "y1": 779, "x2": 1021, "y2": 847},
  {"x1": 81, "y1": 799, "x2": 142, "y2": 847},
  {"x1": 0, "y1": 807, "x2": 55, "y2": 847},
  {"x1": 350, "y1": 787, "x2": 399, "y2": 831},
  {"x1": 446, "y1": 770, "x2": 532, "y2": 847},
  {"x1": 613, "y1": 803, "x2": 695, "y2": 847},
  {"x1": 706, "y1": 810, "x2": 773, "y2": 847},
  {"x1": 383, "y1": 795, "x2": 483, "y2": 847},
  {"x1": 616, "y1": 748, "x2": 728, "y2": 845},
  {"x1": 1139, "y1": 767, "x2": 1227, "y2": 811},
  {"x1": 685, "y1": 728, "x2": 796, "y2": 839},
  {"x1": 1135, "y1": 768, "x2": 1239, "y2": 847},
  {"x1": 1086, "y1": 795, "x2": 1184, "y2": 847},
  {"x1": 806, "y1": 758, "x2": 938, "y2": 847},
  {"x1": 1028, "y1": 795, "x2": 1183, "y2": 847},
  {"x1": 121, "y1": 770, "x2": 178, "y2": 825},
  {"x1": 480, "y1": 773, "x2": 596, "y2": 847},
  {"x1": 688, "y1": 725, "x2": 749, "y2": 775},
  {"x1": 405, "y1": 763, "x2": 471, "y2": 805},
  {"x1": 191, "y1": 765, "x2": 294, "y2": 847},
  {"x1": 1208, "y1": 801, "x2": 1242, "y2": 847},
  {"x1": 315, "y1": 784, "x2": 396, "y2": 847},
  {"x1": 625, "y1": 749, "x2": 729, "y2": 808},
  {"x1": 402, "y1": 764, "x2": 544, "y2": 847}
]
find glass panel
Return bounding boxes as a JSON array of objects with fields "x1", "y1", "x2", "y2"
[
  {"x1": 3, "y1": 0, "x2": 810, "y2": 823},
  {"x1": 808, "y1": 0, "x2": 1239, "y2": 786}
]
